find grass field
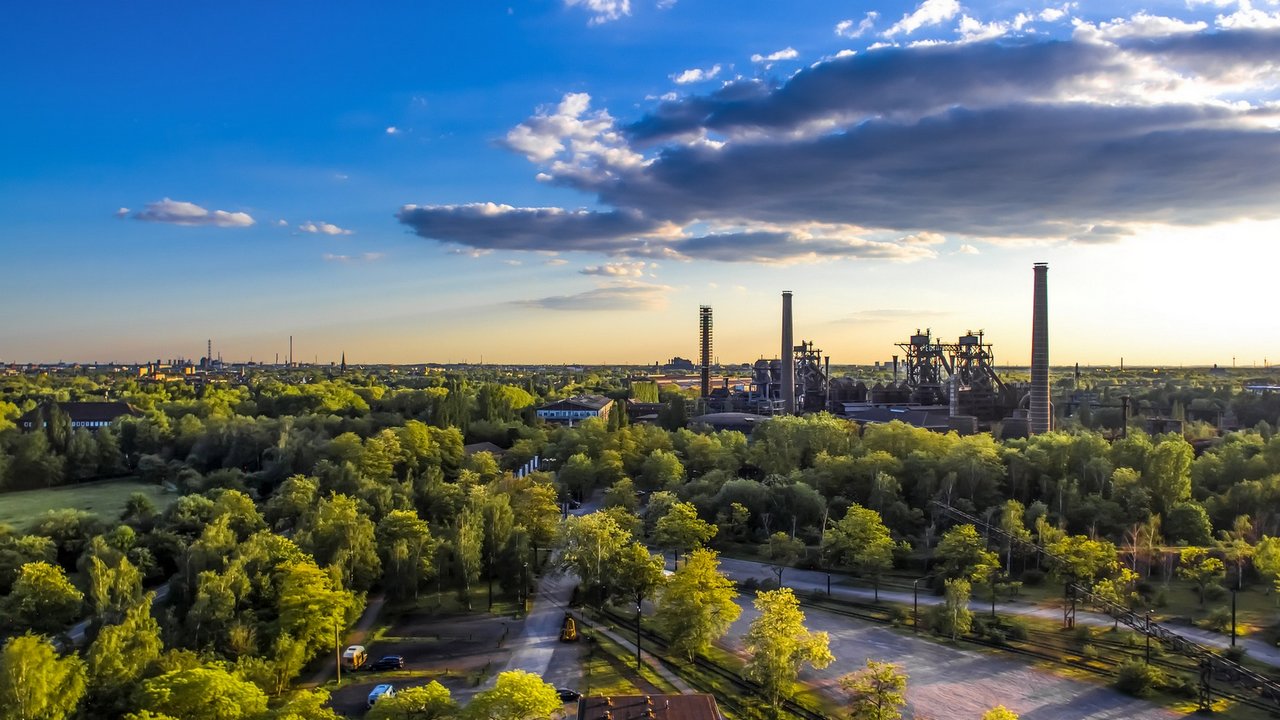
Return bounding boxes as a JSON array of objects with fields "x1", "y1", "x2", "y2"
[{"x1": 0, "y1": 478, "x2": 174, "y2": 529}]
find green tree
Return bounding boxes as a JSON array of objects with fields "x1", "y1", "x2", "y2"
[
  {"x1": 997, "y1": 499, "x2": 1032, "y2": 571},
  {"x1": 823, "y1": 504, "x2": 900, "y2": 601},
  {"x1": 764, "y1": 532, "x2": 805, "y2": 587},
  {"x1": 6, "y1": 561, "x2": 83, "y2": 633},
  {"x1": 603, "y1": 478, "x2": 639, "y2": 512},
  {"x1": 742, "y1": 588, "x2": 834, "y2": 712},
  {"x1": 1255, "y1": 536, "x2": 1280, "y2": 597},
  {"x1": 639, "y1": 449, "x2": 685, "y2": 491},
  {"x1": 301, "y1": 492, "x2": 381, "y2": 592},
  {"x1": 0, "y1": 633, "x2": 86, "y2": 720},
  {"x1": 465, "y1": 670, "x2": 560, "y2": 720},
  {"x1": 654, "y1": 501, "x2": 716, "y2": 568},
  {"x1": 1144, "y1": 437, "x2": 1193, "y2": 516},
  {"x1": 367, "y1": 681, "x2": 457, "y2": 720},
  {"x1": 139, "y1": 665, "x2": 268, "y2": 720},
  {"x1": 1178, "y1": 547, "x2": 1225, "y2": 606},
  {"x1": 654, "y1": 549, "x2": 740, "y2": 661},
  {"x1": 934, "y1": 525, "x2": 997, "y2": 581},
  {"x1": 1217, "y1": 515, "x2": 1254, "y2": 590},
  {"x1": 273, "y1": 689, "x2": 344, "y2": 720},
  {"x1": 558, "y1": 511, "x2": 631, "y2": 599},
  {"x1": 1165, "y1": 502, "x2": 1213, "y2": 545},
  {"x1": 557, "y1": 453, "x2": 596, "y2": 502},
  {"x1": 84, "y1": 594, "x2": 164, "y2": 717},
  {"x1": 839, "y1": 659, "x2": 908, "y2": 720},
  {"x1": 938, "y1": 578, "x2": 973, "y2": 641},
  {"x1": 610, "y1": 541, "x2": 667, "y2": 609},
  {"x1": 1045, "y1": 535, "x2": 1119, "y2": 584},
  {"x1": 377, "y1": 510, "x2": 439, "y2": 601}
]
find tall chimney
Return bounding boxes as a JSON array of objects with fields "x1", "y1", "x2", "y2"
[
  {"x1": 1029, "y1": 263, "x2": 1050, "y2": 434},
  {"x1": 782, "y1": 291, "x2": 795, "y2": 414},
  {"x1": 699, "y1": 305, "x2": 713, "y2": 398}
]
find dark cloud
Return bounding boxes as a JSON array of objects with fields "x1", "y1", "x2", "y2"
[
  {"x1": 663, "y1": 231, "x2": 934, "y2": 262},
  {"x1": 397, "y1": 204, "x2": 659, "y2": 253},
  {"x1": 627, "y1": 40, "x2": 1118, "y2": 142},
  {"x1": 513, "y1": 282, "x2": 670, "y2": 311},
  {"x1": 604, "y1": 104, "x2": 1280, "y2": 237}
]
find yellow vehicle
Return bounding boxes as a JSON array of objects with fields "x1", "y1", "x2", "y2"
[{"x1": 559, "y1": 613, "x2": 579, "y2": 643}]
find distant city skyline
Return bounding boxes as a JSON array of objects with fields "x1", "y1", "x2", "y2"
[{"x1": 3, "y1": 2, "x2": 1278, "y2": 366}]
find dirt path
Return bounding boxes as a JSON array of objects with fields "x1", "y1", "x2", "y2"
[{"x1": 305, "y1": 593, "x2": 387, "y2": 686}]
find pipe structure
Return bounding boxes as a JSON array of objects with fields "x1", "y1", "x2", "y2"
[
  {"x1": 781, "y1": 291, "x2": 795, "y2": 414},
  {"x1": 1029, "y1": 263, "x2": 1051, "y2": 434},
  {"x1": 699, "y1": 305, "x2": 712, "y2": 398}
]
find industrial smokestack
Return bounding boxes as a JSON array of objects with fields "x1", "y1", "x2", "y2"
[
  {"x1": 782, "y1": 291, "x2": 796, "y2": 414},
  {"x1": 1029, "y1": 263, "x2": 1050, "y2": 434},
  {"x1": 699, "y1": 306, "x2": 713, "y2": 398}
]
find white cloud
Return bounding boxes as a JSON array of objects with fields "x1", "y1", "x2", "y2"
[
  {"x1": 958, "y1": 15, "x2": 1013, "y2": 42},
  {"x1": 956, "y1": 243, "x2": 980, "y2": 255},
  {"x1": 836, "y1": 12, "x2": 879, "y2": 38},
  {"x1": 299, "y1": 221, "x2": 354, "y2": 236},
  {"x1": 545, "y1": 258, "x2": 570, "y2": 266},
  {"x1": 751, "y1": 47, "x2": 799, "y2": 63},
  {"x1": 323, "y1": 252, "x2": 384, "y2": 263},
  {"x1": 673, "y1": 64, "x2": 722, "y2": 84},
  {"x1": 386, "y1": 126, "x2": 400, "y2": 135},
  {"x1": 884, "y1": 0, "x2": 961, "y2": 38},
  {"x1": 501, "y1": 93, "x2": 645, "y2": 185},
  {"x1": 1076, "y1": 12, "x2": 1208, "y2": 40},
  {"x1": 132, "y1": 198, "x2": 254, "y2": 228},
  {"x1": 564, "y1": 0, "x2": 630, "y2": 25},
  {"x1": 276, "y1": 219, "x2": 289, "y2": 227},
  {"x1": 114, "y1": 207, "x2": 129, "y2": 218},
  {"x1": 580, "y1": 261, "x2": 649, "y2": 276},
  {"x1": 515, "y1": 280, "x2": 672, "y2": 311},
  {"x1": 1039, "y1": 6, "x2": 1070, "y2": 22},
  {"x1": 1216, "y1": 6, "x2": 1280, "y2": 29}
]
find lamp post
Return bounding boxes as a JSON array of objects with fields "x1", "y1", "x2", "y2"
[
  {"x1": 826, "y1": 572, "x2": 831, "y2": 597},
  {"x1": 522, "y1": 562, "x2": 529, "y2": 614},
  {"x1": 635, "y1": 599, "x2": 643, "y2": 672},
  {"x1": 1145, "y1": 611, "x2": 1151, "y2": 665},
  {"x1": 1231, "y1": 588, "x2": 1237, "y2": 648}
]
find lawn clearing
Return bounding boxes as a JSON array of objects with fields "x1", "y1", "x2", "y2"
[{"x1": 0, "y1": 478, "x2": 173, "y2": 529}]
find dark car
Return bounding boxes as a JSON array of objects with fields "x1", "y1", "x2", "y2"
[
  {"x1": 557, "y1": 688, "x2": 581, "y2": 702},
  {"x1": 369, "y1": 655, "x2": 405, "y2": 671}
]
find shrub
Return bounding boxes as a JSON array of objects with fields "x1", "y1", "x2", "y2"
[
  {"x1": 1203, "y1": 606, "x2": 1232, "y2": 633},
  {"x1": 1072, "y1": 625, "x2": 1093, "y2": 645},
  {"x1": 1081, "y1": 643, "x2": 1099, "y2": 660},
  {"x1": 1163, "y1": 674, "x2": 1198, "y2": 699},
  {"x1": 1223, "y1": 645, "x2": 1248, "y2": 663},
  {"x1": 1004, "y1": 618, "x2": 1029, "y2": 641},
  {"x1": 1020, "y1": 569, "x2": 1046, "y2": 586},
  {"x1": 1115, "y1": 659, "x2": 1165, "y2": 697},
  {"x1": 1153, "y1": 587, "x2": 1169, "y2": 608},
  {"x1": 1203, "y1": 583, "x2": 1228, "y2": 602}
]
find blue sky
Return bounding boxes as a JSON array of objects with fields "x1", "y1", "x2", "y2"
[{"x1": 3, "y1": 1, "x2": 1279, "y2": 366}]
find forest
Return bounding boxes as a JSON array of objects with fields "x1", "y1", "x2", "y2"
[{"x1": 0, "y1": 365, "x2": 1278, "y2": 719}]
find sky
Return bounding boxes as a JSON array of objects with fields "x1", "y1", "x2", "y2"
[{"x1": 2, "y1": 0, "x2": 1279, "y2": 367}]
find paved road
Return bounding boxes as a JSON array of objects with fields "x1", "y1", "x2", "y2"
[
  {"x1": 711, "y1": 556, "x2": 1280, "y2": 668},
  {"x1": 305, "y1": 593, "x2": 387, "y2": 686},
  {"x1": 725, "y1": 595, "x2": 1178, "y2": 720}
]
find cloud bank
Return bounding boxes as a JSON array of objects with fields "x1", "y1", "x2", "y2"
[{"x1": 399, "y1": 24, "x2": 1280, "y2": 264}]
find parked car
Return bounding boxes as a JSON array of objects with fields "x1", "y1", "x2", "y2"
[
  {"x1": 557, "y1": 688, "x2": 581, "y2": 702},
  {"x1": 370, "y1": 655, "x2": 405, "y2": 671},
  {"x1": 341, "y1": 645, "x2": 367, "y2": 670},
  {"x1": 367, "y1": 684, "x2": 395, "y2": 708}
]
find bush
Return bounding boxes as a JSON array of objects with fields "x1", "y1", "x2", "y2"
[
  {"x1": 1202, "y1": 583, "x2": 1228, "y2": 602},
  {"x1": 1153, "y1": 587, "x2": 1169, "y2": 608},
  {"x1": 1115, "y1": 659, "x2": 1165, "y2": 697},
  {"x1": 1223, "y1": 645, "x2": 1247, "y2": 663},
  {"x1": 889, "y1": 606, "x2": 910, "y2": 627},
  {"x1": 1072, "y1": 625, "x2": 1093, "y2": 645},
  {"x1": 1203, "y1": 606, "x2": 1232, "y2": 633},
  {"x1": 1004, "y1": 618, "x2": 1029, "y2": 641},
  {"x1": 1020, "y1": 569, "x2": 1046, "y2": 586},
  {"x1": 1081, "y1": 643, "x2": 1099, "y2": 660},
  {"x1": 1163, "y1": 674, "x2": 1198, "y2": 699}
]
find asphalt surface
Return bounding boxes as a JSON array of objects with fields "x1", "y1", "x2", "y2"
[{"x1": 710, "y1": 556, "x2": 1280, "y2": 668}]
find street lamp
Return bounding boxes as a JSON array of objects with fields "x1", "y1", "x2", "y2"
[
  {"x1": 522, "y1": 562, "x2": 529, "y2": 614},
  {"x1": 635, "y1": 599, "x2": 643, "y2": 672}
]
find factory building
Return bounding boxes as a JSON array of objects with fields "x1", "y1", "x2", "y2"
[
  {"x1": 536, "y1": 395, "x2": 614, "y2": 425},
  {"x1": 19, "y1": 401, "x2": 140, "y2": 431}
]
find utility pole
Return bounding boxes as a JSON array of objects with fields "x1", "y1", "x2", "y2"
[{"x1": 334, "y1": 618, "x2": 341, "y2": 684}]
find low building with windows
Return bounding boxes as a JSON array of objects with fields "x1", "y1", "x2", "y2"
[
  {"x1": 19, "y1": 401, "x2": 141, "y2": 431},
  {"x1": 536, "y1": 395, "x2": 613, "y2": 425}
]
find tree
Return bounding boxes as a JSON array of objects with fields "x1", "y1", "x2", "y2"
[
  {"x1": 6, "y1": 561, "x2": 83, "y2": 633},
  {"x1": 1217, "y1": 515, "x2": 1254, "y2": 590},
  {"x1": 764, "y1": 532, "x2": 804, "y2": 587},
  {"x1": 558, "y1": 512, "x2": 631, "y2": 599},
  {"x1": 654, "y1": 501, "x2": 716, "y2": 568},
  {"x1": 742, "y1": 588, "x2": 834, "y2": 712},
  {"x1": 367, "y1": 681, "x2": 457, "y2": 720},
  {"x1": 1255, "y1": 536, "x2": 1280, "y2": 597},
  {"x1": 84, "y1": 594, "x2": 164, "y2": 717},
  {"x1": 1045, "y1": 535, "x2": 1119, "y2": 584},
  {"x1": 301, "y1": 492, "x2": 381, "y2": 592},
  {"x1": 997, "y1": 500, "x2": 1032, "y2": 571},
  {"x1": 139, "y1": 665, "x2": 268, "y2": 720},
  {"x1": 0, "y1": 633, "x2": 86, "y2": 720},
  {"x1": 934, "y1": 525, "x2": 997, "y2": 581},
  {"x1": 377, "y1": 510, "x2": 439, "y2": 601},
  {"x1": 937, "y1": 578, "x2": 973, "y2": 641},
  {"x1": 982, "y1": 707, "x2": 1019, "y2": 720},
  {"x1": 273, "y1": 689, "x2": 344, "y2": 720},
  {"x1": 654, "y1": 548, "x2": 741, "y2": 661},
  {"x1": 610, "y1": 541, "x2": 667, "y2": 609},
  {"x1": 839, "y1": 659, "x2": 908, "y2": 720},
  {"x1": 640, "y1": 450, "x2": 685, "y2": 490},
  {"x1": 1144, "y1": 437, "x2": 1193, "y2": 516},
  {"x1": 823, "y1": 504, "x2": 900, "y2": 601},
  {"x1": 1165, "y1": 501, "x2": 1213, "y2": 545},
  {"x1": 466, "y1": 670, "x2": 560, "y2": 720},
  {"x1": 603, "y1": 478, "x2": 639, "y2": 512},
  {"x1": 1178, "y1": 547, "x2": 1225, "y2": 606}
]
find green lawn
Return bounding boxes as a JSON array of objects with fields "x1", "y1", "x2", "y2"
[{"x1": 0, "y1": 478, "x2": 174, "y2": 530}]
